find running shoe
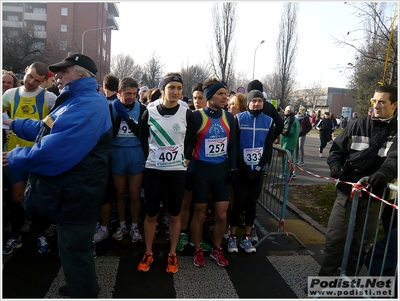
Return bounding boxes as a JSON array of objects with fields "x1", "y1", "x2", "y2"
[
  {"x1": 20, "y1": 220, "x2": 33, "y2": 233},
  {"x1": 227, "y1": 236, "x2": 238, "y2": 253},
  {"x1": 45, "y1": 223, "x2": 57, "y2": 236},
  {"x1": 210, "y1": 246, "x2": 229, "y2": 266},
  {"x1": 138, "y1": 253, "x2": 153, "y2": 272},
  {"x1": 176, "y1": 233, "x2": 188, "y2": 251},
  {"x1": 189, "y1": 239, "x2": 212, "y2": 251},
  {"x1": 130, "y1": 226, "x2": 143, "y2": 243},
  {"x1": 3, "y1": 236, "x2": 22, "y2": 255},
  {"x1": 240, "y1": 236, "x2": 256, "y2": 254},
  {"x1": 93, "y1": 228, "x2": 109, "y2": 243},
  {"x1": 250, "y1": 225, "x2": 258, "y2": 243},
  {"x1": 193, "y1": 247, "x2": 205, "y2": 267},
  {"x1": 298, "y1": 162, "x2": 305, "y2": 167},
  {"x1": 112, "y1": 226, "x2": 127, "y2": 241},
  {"x1": 223, "y1": 225, "x2": 231, "y2": 240},
  {"x1": 38, "y1": 235, "x2": 51, "y2": 253},
  {"x1": 166, "y1": 254, "x2": 178, "y2": 274},
  {"x1": 319, "y1": 153, "x2": 323, "y2": 158}
]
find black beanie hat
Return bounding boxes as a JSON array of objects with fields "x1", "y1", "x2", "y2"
[
  {"x1": 247, "y1": 80, "x2": 263, "y2": 92},
  {"x1": 247, "y1": 90, "x2": 264, "y2": 106}
]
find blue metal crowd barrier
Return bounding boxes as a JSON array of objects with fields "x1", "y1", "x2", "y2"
[
  {"x1": 255, "y1": 145, "x2": 306, "y2": 248},
  {"x1": 341, "y1": 179, "x2": 398, "y2": 279},
  {"x1": 313, "y1": 178, "x2": 398, "y2": 298}
]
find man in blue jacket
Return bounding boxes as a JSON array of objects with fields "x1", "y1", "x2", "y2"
[{"x1": 2, "y1": 53, "x2": 113, "y2": 298}]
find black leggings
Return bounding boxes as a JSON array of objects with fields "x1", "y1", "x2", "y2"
[
  {"x1": 143, "y1": 168, "x2": 186, "y2": 217},
  {"x1": 319, "y1": 132, "x2": 332, "y2": 152},
  {"x1": 230, "y1": 170, "x2": 264, "y2": 227}
]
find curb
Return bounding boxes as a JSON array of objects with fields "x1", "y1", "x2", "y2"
[{"x1": 285, "y1": 199, "x2": 327, "y2": 236}]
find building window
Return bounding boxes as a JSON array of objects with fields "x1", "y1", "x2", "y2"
[
  {"x1": 7, "y1": 15, "x2": 18, "y2": 22},
  {"x1": 34, "y1": 25, "x2": 45, "y2": 31},
  {"x1": 98, "y1": 45, "x2": 100, "y2": 55},
  {"x1": 104, "y1": 3, "x2": 108, "y2": 10},
  {"x1": 59, "y1": 41, "x2": 67, "y2": 51},
  {"x1": 102, "y1": 48, "x2": 106, "y2": 60},
  {"x1": 103, "y1": 32, "x2": 106, "y2": 43},
  {"x1": 33, "y1": 7, "x2": 46, "y2": 14},
  {"x1": 60, "y1": 24, "x2": 67, "y2": 32},
  {"x1": 34, "y1": 42, "x2": 46, "y2": 50},
  {"x1": 61, "y1": 7, "x2": 68, "y2": 16}
]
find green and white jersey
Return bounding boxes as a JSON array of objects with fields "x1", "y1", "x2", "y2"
[{"x1": 145, "y1": 105, "x2": 188, "y2": 171}]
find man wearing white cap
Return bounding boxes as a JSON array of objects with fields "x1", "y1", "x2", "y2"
[{"x1": 138, "y1": 85, "x2": 149, "y2": 104}]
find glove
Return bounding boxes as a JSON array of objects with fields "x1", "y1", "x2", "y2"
[
  {"x1": 114, "y1": 100, "x2": 130, "y2": 122},
  {"x1": 368, "y1": 172, "x2": 389, "y2": 189},
  {"x1": 330, "y1": 165, "x2": 342, "y2": 178}
]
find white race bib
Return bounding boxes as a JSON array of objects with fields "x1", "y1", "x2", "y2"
[
  {"x1": 205, "y1": 137, "x2": 227, "y2": 157},
  {"x1": 155, "y1": 145, "x2": 182, "y2": 166},
  {"x1": 243, "y1": 147, "x2": 263, "y2": 165},
  {"x1": 117, "y1": 120, "x2": 135, "y2": 137}
]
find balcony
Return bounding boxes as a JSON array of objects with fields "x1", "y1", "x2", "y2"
[
  {"x1": 3, "y1": 20, "x2": 23, "y2": 28},
  {"x1": 23, "y1": 13, "x2": 47, "y2": 21},
  {"x1": 2, "y1": 5, "x2": 23, "y2": 13},
  {"x1": 107, "y1": 12, "x2": 119, "y2": 29},
  {"x1": 35, "y1": 31, "x2": 47, "y2": 39}
]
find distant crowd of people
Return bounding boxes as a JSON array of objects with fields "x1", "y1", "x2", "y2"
[{"x1": 2, "y1": 53, "x2": 397, "y2": 298}]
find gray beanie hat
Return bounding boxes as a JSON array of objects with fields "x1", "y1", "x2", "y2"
[{"x1": 247, "y1": 90, "x2": 264, "y2": 106}]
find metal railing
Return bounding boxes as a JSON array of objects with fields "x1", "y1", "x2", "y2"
[
  {"x1": 255, "y1": 145, "x2": 306, "y2": 248},
  {"x1": 313, "y1": 178, "x2": 398, "y2": 298}
]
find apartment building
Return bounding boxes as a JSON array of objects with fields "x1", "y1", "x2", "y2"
[{"x1": 2, "y1": 2, "x2": 119, "y2": 83}]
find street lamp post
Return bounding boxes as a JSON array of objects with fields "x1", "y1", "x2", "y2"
[
  {"x1": 252, "y1": 40, "x2": 265, "y2": 80},
  {"x1": 81, "y1": 25, "x2": 115, "y2": 54}
]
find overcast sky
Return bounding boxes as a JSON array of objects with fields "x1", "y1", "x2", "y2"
[{"x1": 111, "y1": 1, "x2": 365, "y2": 89}]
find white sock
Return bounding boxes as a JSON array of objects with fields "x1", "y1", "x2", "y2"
[
  {"x1": 131, "y1": 222, "x2": 138, "y2": 229},
  {"x1": 100, "y1": 225, "x2": 108, "y2": 232},
  {"x1": 120, "y1": 221, "x2": 126, "y2": 228}
]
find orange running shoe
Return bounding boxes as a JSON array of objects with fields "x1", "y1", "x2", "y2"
[
  {"x1": 166, "y1": 254, "x2": 178, "y2": 274},
  {"x1": 138, "y1": 253, "x2": 153, "y2": 272}
]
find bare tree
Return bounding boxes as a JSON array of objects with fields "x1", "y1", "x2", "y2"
[
  {"x1": 230, "y1": 71, "x2": 251, "y2": 94},
  {"x1": 45, "y1": 28, "x2": 81, "y2": 65},
  {"x1": 333, "y1": 2, "x2": 398, "y2": 86},
  {"x1": 333, "y1": 2, "x2": 397, "y2": 113},
  {"x1": 209, "y1": 2, "x2": 237, "y2": 86},
  {"x1": 2, "y1": 27, "x2": 46, "y2": 74},
  {"x1": 304, "y1": 81, "x2": 324, "y2": 110},
  {"x1": 275, "y1": 2, "x2": 299, "y2": 108},
  {"x1": 143, "y1": 51, "x2": 165, "y2": 89},
  {"x1": 262, "y1": 73, "x2": 281, "y2": 100},
  {"x1": 180, "y1": 63, "x2": 212, "y2": 97},
  {"x1": 110, "y1": 53, "x2": 143, "y2": 81}
]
